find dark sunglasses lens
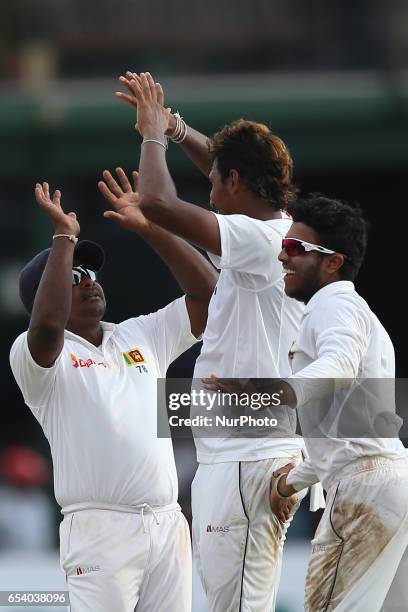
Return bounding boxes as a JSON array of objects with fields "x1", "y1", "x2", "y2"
[
  {"x1": 72, "y1": 270, "x2": 81, "y2": 285},
  {"x1": 282, "y1": 239, "x2": 305, "y2": 257},
  {"x1": 72, "y1": 268, "x2": 96, "y2": 285}
]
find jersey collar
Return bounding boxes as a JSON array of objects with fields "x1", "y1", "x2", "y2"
[
  {"x1": 64, "y1": 321, "x2": 116, "y2": 352},
  {"x1": 304, "y1": 280, "x2": 355, "y2": 315}
]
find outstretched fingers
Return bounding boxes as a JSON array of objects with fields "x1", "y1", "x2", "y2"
[
  {"x1": 115, "y1": 90, "x2": 137, "y2": 108},
  {"x1": 139, "y1": 72, "x2": 156, "y2": 102},
  {"x1": 102, "y1": 170, "x2": 123, "y2": 197},
  {"x1": 52, "y1": 189, "x2": 62, "y2": 206},
  {"x1": 156, "y1": 82, "x2": 164, "y2": 107},
  {"x1": 117, "y1": 73, "x2": 143, "y2": 103},
  {"x1": 119, "y1": 73, "x2": 141, "y2": 96},
  {"x1": 103, "y1": 209, "x2": 126, "y2": 223},
  {"x1": 98, "y1": 180, "x2": 118, "y2": 208},
  {"x1": 145, "y1": 72, "x2": 158, "y2": 101},
  {"x1": 34, "y1": 183, "x2": 46, "y2": 206},
  {"x1": 115, "y1": 167, "x2": 132, "y2": 192},
  {"x1": 126, "y1": 71, "x2": 143, "y2": 87},
  {"x1": 34, "y1": 182, "x2": 62, "y2": 209},
  {"x1": 117, "y1": 71, "x2": 162, "y2": 111}
]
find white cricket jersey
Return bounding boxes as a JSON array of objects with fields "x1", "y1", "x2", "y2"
[
  {"x1": 193, "y1": 212, "x2": 305, "y2": 463},
  {"x1": 10, "y1": 297, "x2": 197, "y2": 512},
  {"x1": 286, "y1": 281, "x2": 407, "y2": 492}
]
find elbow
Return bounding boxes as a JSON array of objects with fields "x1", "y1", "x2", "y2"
[
  {"x1": 336, "y1": 353, "x2": 359, "y2": 379},
  {"x1": 203, "y1": 273, "x2": 218, "y2": 299},
  {"x1": 140, "y1": 194, "x2": 172, "y2": 222},
  {"x1": 194, "y1": 272, "x2": 218, "y2": 302}
]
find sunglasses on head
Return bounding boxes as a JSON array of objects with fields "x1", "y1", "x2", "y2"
[
  {"x1": 72, "y1": 266, "x2": 97, "y2": 286},
  {"x1": 281, "y1": 238, "x2": 337, "y2": 258}
]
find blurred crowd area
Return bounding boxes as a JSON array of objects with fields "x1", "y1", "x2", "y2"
[
  {"x1": 0, "y1": 3, "x2": 407, "y2": 609},
  {"x1": 0, "y1": 0, "x2": 407, "y2": 78}
]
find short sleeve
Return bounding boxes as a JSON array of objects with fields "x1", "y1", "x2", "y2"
[
  {"x1": 207, "y1": 213, "x2": 283, "y2": 278},
  {"x1": 9, "y1": 332, "x2": 61, "y2": 414},
  {"x1": 120, "y1": 297, "x2": 198, "y2": 377}
]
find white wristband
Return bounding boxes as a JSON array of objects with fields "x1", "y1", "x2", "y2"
[
  {"x1": 169, "y1": 112, "x2": 187, "y2": 143},
  {"x1": 142, "y1": 138, "x2": 168, "y2": 150},
  {"x1": 53, "y1": 234, "x2": 78, "y2": 244}
]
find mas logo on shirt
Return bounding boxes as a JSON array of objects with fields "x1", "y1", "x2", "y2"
[
  {"x1": 122, "y1": 348, "x2": 146, "y2": 367},
  {"x1": 75, "y1": 565, "x2": 101, "y2": 575},
  {"x1": 206, "y1": 524, "x2": 230, "y2": 533}
]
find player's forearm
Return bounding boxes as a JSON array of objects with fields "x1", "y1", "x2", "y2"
[
  {"x1": 138, "y1": 133, "x2": 179, "y2": 206},
  {"x1": 30, "y1": 239, "x2": 74, "y2": 330},
  {"x1": 28, "y1": 239, "x2": 74, "y2": 364},
  {"x1": 166, "y1": 115, "x2": 213, "y2": 177},
  {"x1": 139, "y1": 223, "x2": 218, "y2": 300},
  {"x1": 138, "y1": 135, "x2": 221, "y2": 253}
]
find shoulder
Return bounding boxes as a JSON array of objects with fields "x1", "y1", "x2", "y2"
[
  {"x1": 10, "y1": 331, "x2": 29, "y2": 365},
  {"x1": 117, "y1": 297, "x2": 188, "y2": 335},
  {"x1": 310, "y1": 289, "x2": 371, "y2": 333},
  {"x1": 217, "y1": 212, "x2": 282, "y2": 237}
]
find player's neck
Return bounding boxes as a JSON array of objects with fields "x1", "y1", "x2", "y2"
[
  {"x1": 66, "y1": 320, "x2": 103, "y2": 346},
  {"x1": 238, "y1": 196, "x2": 282, "y2": 221}
]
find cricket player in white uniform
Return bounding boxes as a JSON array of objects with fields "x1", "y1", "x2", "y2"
[
  {"x1": 265, "y1": 194, "x2": 408, "y2": 611},
  {"x1": 10, "y1": 171, "x2": 218, "y2": 612},
  {"x1": 114, "y1": 71, "x2": 322, "y2": 611}
]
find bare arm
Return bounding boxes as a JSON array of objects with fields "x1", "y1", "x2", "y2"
[
  {"x1": 166, "y1": 115, "x2": 212, "y2": 177},
  {"x1": 115, "y1": 72, "x2": 222, "y2": 255},
  {"x1": 98, "y1": 168, "x2": 218, "y2": 337},
  {"x1": 28, "y1": 184, "x2": 80, "y2": 367}
]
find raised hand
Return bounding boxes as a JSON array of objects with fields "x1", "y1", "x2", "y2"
[
  {"x1": 116, "y1": 71, "x2": 171, "y2": 138},
  {"x1": 115, "y1": 70, "x2": 141, "y2": 110},
  {"x1": 98, "y1": 167, "x2": 151, "y2": 233},
  {"x1": 34, "y1": 182, "x2": 80, "y2": 237}
]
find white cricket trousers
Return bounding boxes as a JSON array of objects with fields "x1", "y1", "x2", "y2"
[
  {"x1": 304, "y1": 455, "x2": 408, "y2": 612},
  {"x1": 191, "y1": 456, "x2": 305, "y2": 612},
  {"x1": 59, "y1": 504, "x2": 192, "y2": 612}
]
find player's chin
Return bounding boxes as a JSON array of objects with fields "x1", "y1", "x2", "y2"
[
  {"x1": 283, "y1": 276, "x2": 304, "y2": 301},
  {"x1": 82, "y1": 300, "x2": 106, "y2": 318},
  {"x1": 283, "y1": 274, "x2": 298, "y2": 295}
]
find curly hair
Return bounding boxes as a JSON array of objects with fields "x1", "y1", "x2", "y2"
[
  {"x1": 209, "y1": 119, "x2": 297, "y2": 210},
  {"x1": 287, "y1": 194, "x2": 369, "y2": 281}
]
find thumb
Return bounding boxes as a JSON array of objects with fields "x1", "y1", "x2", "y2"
[
  {"x1": 104, "y1": 210, "x2": 125, "y2": 223},
  {"x1": 67, "y1": 212, "x2": 77, "y2": 219}
]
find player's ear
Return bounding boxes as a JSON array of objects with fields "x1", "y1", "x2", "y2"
[
  {"x1": 229, "y1": 169, "x2": 240, "y2": 193},
  {"x1": 325, "y1": 253, "x2": 345, "y2": 276}
]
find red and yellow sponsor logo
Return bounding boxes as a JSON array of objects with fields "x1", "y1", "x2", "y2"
[
  {"x1": 70, "y1": 354, "x2": 108, "y2": 369},
  {"x1": 122, "y1": 348, "x2": 145, "y2": 366}
]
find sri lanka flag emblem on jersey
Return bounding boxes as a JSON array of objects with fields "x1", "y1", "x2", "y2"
[{"x1": 122, "y1": 348, "x2": 145, "y2": 366}]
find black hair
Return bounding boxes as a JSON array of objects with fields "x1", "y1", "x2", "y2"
[
  {"x1": 210, "y1": 119, "x2": 297, "y2": 210},
  {"x1": 287, "y1": 194, "x2": 368, "y2": 281}
]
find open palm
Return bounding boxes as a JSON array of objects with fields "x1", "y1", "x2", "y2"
[
  {"x1": 35, "y1": 182, "x2": 80, "y2": 236},
  {"x1": 98, "y1": 168, "x2": 150, "y2": 232}
]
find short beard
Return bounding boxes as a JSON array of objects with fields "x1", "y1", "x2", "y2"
[{"x1": 285, "y1": 276, "x2": 322, "y2": 304}]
